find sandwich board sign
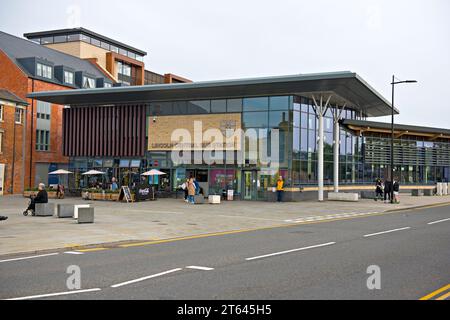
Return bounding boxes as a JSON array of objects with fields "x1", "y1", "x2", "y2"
[{"x1": 119, "y1": 186, "x2": 133, "y2": 202}]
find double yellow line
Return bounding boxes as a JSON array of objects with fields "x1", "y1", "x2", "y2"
[{"x1": 420, "y1": 284, "x2": 450, "y2": 300}]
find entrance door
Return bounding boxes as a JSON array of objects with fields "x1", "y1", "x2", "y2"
[{"x1": 242, "y1": 171, "x2": 257, "y2": 200}]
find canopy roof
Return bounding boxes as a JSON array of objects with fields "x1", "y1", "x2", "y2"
[
  {"x1": 28, "y1": 71, "x2": 396, "y2": 117},
  {"x1": 341, "y1": 119, "x2": 450, "y2": 139}
]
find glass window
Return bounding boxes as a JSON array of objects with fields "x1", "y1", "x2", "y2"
[
  {"x1": 0, "y1": 105, "x2": 3, "y2": 121},
  {"x1": 173, "y1": 101, "x2": 187, "y2": 114},
  {"x1": 41, "y1": 36, "x2": 53, "y2": 44},
  {"x1": 227, "y1": 99, "x2": 242, "y2": 112},
  {"x1": 243, "y1": 111, "x2": 268, "y2": 128},
  {"x1": 269, "y1": 96, "x2": 290, "y2": 110},
  {"x1": 64, "y1": 71, "x2": 74, "y2": 84},
  {"x1": 243, "y1": 97, "x2": 269, "y2": 112},
  {"x1": 104, "y1": 82, "x2": 112, "y2": 88},
  {"x1": 15, "y1": 108, "x2": 25, "y2": 124},
  {"x1": 136, "y1": 55, "x2": 144, "y2": 62},
  {"x1": 130, "y1": 160, "x2": 141, "y2": 167},
  {"x1": 110, "y1": 45, "x2": 119, "y2": 53},
  {"x1": 67, "y1": 34, "x2": 81, "y2": 42},
  {"x1": 119, "y1": 159, "x2": 130, "y2": 167},
  {"x1": 127, "y1": 51, "x2": 136, "y2": 60},
  {"x1": 35, "y1": 129, "x2": 50, "y2": 151},
  {"x1": 36, "y1": 63, "x2": 52, "y2": 79},
  {"x1": 91, "y1": 38, "x2": 101, "y2": 47},
  {"x1": 301, "y1": 128, "x2": 308, "y2": 152},
  {"x1": 187, "y1": 100, "x2": 210, "y2": 114},
  {"x1": 53, "y1": 35, "x2": 67, "y2": 43},
  {"x1": 308, "y1": 129, "x2": 316, "y2": 152},
  {"x1": 101, "y1": 42, "x2": 110, "y2": 50},
  {"x1": 292, "y1": 110, "x2": 300, "y2": 127},
  {"x1": 301, "y1": 112, "x2": 308, "y2": 129},
  {"x1": 211, "y1": 99, "x2": 226, "y2": 113},
  {"x1": 269, "y1": 110, "x2": 288, "y2": 128},
  {"x1": 83, "y1": 76, "x2": 95, "y2": 88},
  {"x1": 119, "y1": 48, "x2": 127, "y2": 56},
  {"x1": 80, "y1": 34, "x2": 90, "y2": 43}
]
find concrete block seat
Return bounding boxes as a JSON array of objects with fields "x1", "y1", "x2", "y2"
[
  {"x1": 208, "y1": 195, "x2": 221, "y2": 204},
  {"x1": 77, "y1": 207, "x2": 94, "y2": 224},
  {"x1": 328, "y1": 192, "x2": 359, "y2": 202},
  {"x1": 193, "y1": 195, "x2": 205, "y2": 204},
  {"x1": 35, "y1": 203, "x2": 55, "y2": 216},
  {"x1": 411, "y1": 189, "x2": 424, "y2": 196},
  {"x1": 57, "y1": 204, "x2": 75, "y2": 218}
]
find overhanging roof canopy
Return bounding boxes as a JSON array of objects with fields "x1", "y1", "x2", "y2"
[
  {"x1": 342, "y1": 119, "x2": 450, "y2": 139},
  {"x1": 28, "y1": 71, "x2": 397, "y2": 117}
]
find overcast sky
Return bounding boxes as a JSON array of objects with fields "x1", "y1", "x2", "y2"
[{"x1": 1, "y1": 0, "x2": 449, "y2": 128}]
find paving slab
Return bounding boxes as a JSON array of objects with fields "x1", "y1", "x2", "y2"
[{"x1": 0, "y1": 194, "x2": 449, "y2": 256}]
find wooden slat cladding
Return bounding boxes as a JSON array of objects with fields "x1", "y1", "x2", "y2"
[{"x1": 62, "y1": 105, "x2": 146, "y2": 157}]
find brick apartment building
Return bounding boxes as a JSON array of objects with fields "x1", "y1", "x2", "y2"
[
  {"x1": 0, "y1": 28, "x2": 190, "y2": 194},
  {"x1": 0, "y1": 90, "x2": 28, "y2": 194}
]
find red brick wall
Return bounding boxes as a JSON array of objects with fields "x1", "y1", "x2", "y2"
[
  {"x1": 0, "y1": 49, "x2": 28, "y2": 194},
  {"x1": 0, "y1": 49, "x2": 70, "y2": 193}
]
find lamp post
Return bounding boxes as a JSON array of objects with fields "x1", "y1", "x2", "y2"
[{"x1": 390, "y1": 75, "x2": 417, "y2": 203}]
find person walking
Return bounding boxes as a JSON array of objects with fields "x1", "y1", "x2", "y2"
[
  {"x1": 393, "y1": 179, "x2": 400, "y2": 204},
  {"x1": 187, "y1": 177, "x2": 196, "y2": 204},
  {"x1": 374, "y1": 178, "x2": 383, "y2": 201},
  {"x1": 276, "y1": 176, "x2": 284, "y2": 202},
  {"x1": 383, "y1": 179, "x2": 392, "y2": 203}
]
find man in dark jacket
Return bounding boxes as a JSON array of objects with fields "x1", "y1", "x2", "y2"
[
  {"x1": 24, "y1": 183, "x2": 48, "y2": 215},
  {"x1": 383, "y1": 179, "x2": 392, "y2": 203}
]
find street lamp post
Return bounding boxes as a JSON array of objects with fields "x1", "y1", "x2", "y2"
[{"x1": 390, "y1": 75, "x2": 417, "y2": 203}]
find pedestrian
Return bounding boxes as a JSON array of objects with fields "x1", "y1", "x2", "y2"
[
  {"x1": 181, "y1": 178, "x2": 189, "y2": 202},
  {"x1": 111, "y1": 177, "x2": 118, "y2": 191},
  {"x1": 187, "y1": 177, "x2": 196, "y2": 204},
  {"x1": 383, "y1": 179, "x2": 392, "y2": 203},
  {"x1": 23, "y1": 183, "x2": 48, "y2": 215},
  {"x1": 374, "y1": 178, "x2": 383, "y2": 201},
  {"x1": 276, "y1": 176, "x2": 284, "y2": 202},
  {"x1": 56, "y1": 184, "x2": 65, "y2": 199},
  {"x1": 193, "y1": 178, "x2": 200, "y2": 195},
  {"x1": 393, "y1": 179, "x2": 400, "y2": 204}
]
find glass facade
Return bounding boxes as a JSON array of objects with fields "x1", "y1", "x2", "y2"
[{"x1": 68, "y1": 94, "x2": 450, "y2": 199}]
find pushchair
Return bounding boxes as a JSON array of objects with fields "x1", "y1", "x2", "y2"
[{"x1": 23, "y1": 196, "x2": 36, "y2": 216}]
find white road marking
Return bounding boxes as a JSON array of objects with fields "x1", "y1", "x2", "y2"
[
  {"x1": 245, "y1": 242, "x2": 336, "y2": 261},
  {"x1": 64, "y1": 251, "x2": 84, "y2": 255},
  {"x1": 6, "y1": 288, "x2": 101, "y2": 300},
  {"x1": 0, "y1": 252, "x2": 59, "y2": 263},
  {"x1": 110, "y1": 268, "x2": 182, "y2": 288},
  {"x1": 363, "y1": 227, "x2": 411, "y2": 238},
  {"x1": 427, "y1": 218, "x2": 450, "y2": 225},
  {"x1": 186, "y1": 266, "x2": 214, "y2": 271}
]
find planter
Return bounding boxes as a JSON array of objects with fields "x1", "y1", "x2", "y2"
[
  {"x1": 91, "y1": 192, "x2": 106, "y2": 201},
  {"x1": 23, "y1": 191, "x2": 37, "y2": 198},
  {"x1": 110, "y1": 193, "x2": 120, "y2": 201}
]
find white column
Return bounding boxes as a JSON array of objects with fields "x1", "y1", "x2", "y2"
[
  {"x1": 312, "y1": 95, "x2": 331, "y2": 202},
  {"x1": 318, "y1": 111, "x2": 324, "y2": 201},
  {"x1": 333, "y1": 118, "x2": 339, "y2": 193}
]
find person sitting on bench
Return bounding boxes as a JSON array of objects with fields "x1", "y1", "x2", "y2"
[{"x1": 24, "y1": 183, "x2": 48, "y2": 214}]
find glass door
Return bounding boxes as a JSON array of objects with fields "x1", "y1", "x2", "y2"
[{"x1": 243, "y1": 170, "x2": 257, "y2": 200}]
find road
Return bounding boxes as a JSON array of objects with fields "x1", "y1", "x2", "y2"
[{"x1": 1, "y1": 204, "x2": 449, "y2": 300}]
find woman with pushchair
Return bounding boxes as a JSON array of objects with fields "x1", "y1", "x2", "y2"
[{"x1": 23, "y1": 183, "x2": 48, "y2": 216}]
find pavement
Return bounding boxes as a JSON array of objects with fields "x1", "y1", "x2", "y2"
[
  {"x1": 0, "y1": 203, "x2": 448, "y2": 300},
  {"x1": 1, "y1": 194, "x2": 450, "y2": 256}
]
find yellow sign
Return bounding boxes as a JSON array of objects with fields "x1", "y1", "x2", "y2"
[{"x1": 148, "y1": 113, "x2": 242, "y2": 151}]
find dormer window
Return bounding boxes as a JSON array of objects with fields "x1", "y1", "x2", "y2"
[
  {"x1": 82, "y1": 76, "x2": 95, "y2": 88},
  {"x1": 64, "y1": 71, "x2": 74, "y2": 84},
  {"x1": 37, "y1": 63, "x2": 52, "y2": 79}
]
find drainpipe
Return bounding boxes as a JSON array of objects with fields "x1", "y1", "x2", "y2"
[
  {"x1": 29, "y1": 79, "x2": 35, "y2": 188},
  {"x1": 10, "y1": 110, "x2": 17, "y2": 193}
]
